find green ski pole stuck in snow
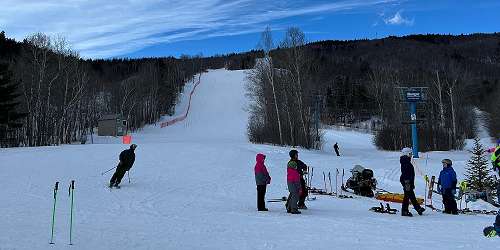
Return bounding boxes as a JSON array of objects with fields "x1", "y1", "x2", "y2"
[
  {"x1": 50, "y1": 181, "x2": 59, "y2": 244},
  {"x1": 68, "y1": 180, "x2": 75, "y2": 245}
]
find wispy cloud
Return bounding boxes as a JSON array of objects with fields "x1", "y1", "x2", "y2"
[
  {"x1": 383, "y1": 10, "x2": 414, "y2": 26},
  {"x1": 1, "y1": 0, "x2": 399, "y2": 58}
]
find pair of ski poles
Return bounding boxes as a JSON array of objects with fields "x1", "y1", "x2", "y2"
[{"x1": 50, "y1": 180, "x2": 75, "y2": 245}]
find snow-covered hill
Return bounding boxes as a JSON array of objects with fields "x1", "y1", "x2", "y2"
[{"x1": 0, "y1": 69, "x2": 497, "y2": 250}]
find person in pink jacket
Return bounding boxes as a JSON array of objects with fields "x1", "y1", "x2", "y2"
[
  {"x1": 254, "y1": 153, "x2": 271, "y2": 211},
  {"x1": 286, "y1": 150, "x2": 302, "y2": 214}
]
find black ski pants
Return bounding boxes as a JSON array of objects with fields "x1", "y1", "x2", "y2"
[
  {"x1": 334, "y1": 148, "x2": 340, "y2": 156},
  {"x1": 402, "y1": 189, "x2": 422, "y2": 212},
  {"x1": 298, "y1": 176, "x2": 308, "y2": 206},
  {"x1": 257, "y1": 185, "x2": 267, "y2": 210},
  {"x1": 442, "y1": 189, "x2": 458, "y2": 214},
  {"x1": 110, "y1": 165, "x2": 127, "y2": 186}
]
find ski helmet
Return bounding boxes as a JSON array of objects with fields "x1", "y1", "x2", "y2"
[
  {"x1": 130, "y1": 144, "x2": 137, "y2": 150},
  {"x1": 401, "y1": 147, "x2": 412, "y2": 156},
  {"x1": 289, "y1": 149, "x2": 298, "y2": 158}
]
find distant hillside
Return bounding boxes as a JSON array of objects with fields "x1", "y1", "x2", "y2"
[{"x1": 2, "y1": 30, "x2": 500, "y2": 149}]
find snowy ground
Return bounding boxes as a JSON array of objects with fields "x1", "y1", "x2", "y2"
[{"x1": 0, "y1": 69, "x2": 498, "y2": 250}]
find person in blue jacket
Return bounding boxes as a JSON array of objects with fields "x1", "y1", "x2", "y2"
[{"x1": 437, "y1": 159, "x2": 458, "y2": 214}]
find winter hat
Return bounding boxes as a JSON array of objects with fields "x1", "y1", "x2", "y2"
[
  {"x1": 401, "y1": 147, "x2": 412, "y2": 156},
  {"x1": 289, "y1": 149, "x2": 298, "y2": 158},
  {"x1": 441, "y1": 159, "x2": 452, "y2": 166},
  {"x1": 130, "y1": 144, "x2": 137, "y2": 150}
]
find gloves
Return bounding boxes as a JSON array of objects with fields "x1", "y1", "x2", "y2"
[{"x1": 404, "y1": 180, "x2": 412, "y2": 192}]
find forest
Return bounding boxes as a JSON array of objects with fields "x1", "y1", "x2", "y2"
[{"x1": 247, "y1": 29, "x2": 500, "y2": 150}]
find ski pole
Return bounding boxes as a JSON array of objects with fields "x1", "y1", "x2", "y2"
[
  {"x1": 49, "y1": 181, "x2": 59, "y2": 245},
  {"x1": 424, "y1": 175, "x2": 428, "y2": 206},
  {"x1": 101, "y1": 166, "x2": 116, "y2": 175},
  {"x1": 323, "y1": 172, "x2": 327, "y2": 193},
  {"x1": 341, "y1": 169, "x2": 345, "y2": 196},
  {"x1": 310, "y1": 167, "x2": 314, "y2": 189},
  {"x1": 68, "y1": 180, "x2": 75, "y2": 245},
  {"x1": 328, "y1": 172, "x2": 333, "y2": 195},
  {"x1": 127, "y1": 171, "x2": 131, "y2": 184},
  {"x1": 335, "y1": 169, "x2": 339, "y2": 196}
]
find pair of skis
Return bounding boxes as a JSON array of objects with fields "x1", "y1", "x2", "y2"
[
  {"x1": 50, "y1": 180, "x2": 76, "y2": 245},
  {"x1": 369, "y1": 202, "x2": 398, "y2": 214}
]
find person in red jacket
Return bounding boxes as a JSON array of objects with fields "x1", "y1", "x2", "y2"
[{"x1": 254, "y1": 153, "x2": 271, "y2": 211}]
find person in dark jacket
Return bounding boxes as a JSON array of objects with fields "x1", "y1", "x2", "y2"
[
  {"x1": 286, "y1": 150, "x2": 302, "y2": 214},
  {"x1": 296, "y1": 158, "x2": 309, "y2": 209},
  {"x1": 109, "y1": 144, "x2": 137, "y2": 188},
  {"x1": 438, "y1": 159, "x2": 458, "y2": 214},
  {"x1": 400, "y1": 147, "x2": 425, "y2": 217},
  {"x1": 333, "y1": 143, "x2": 340, "y2": 156},
  {"x1": 254, "y1": 153, "x2": 271, "y2": 211}
]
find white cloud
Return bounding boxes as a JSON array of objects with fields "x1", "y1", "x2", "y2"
[
  {"x1": 0, "y1": 0, "x2": 400, "y2": 58},
  {"x1": 384, "y1": 11, "x2": 414, "y2": 26}
]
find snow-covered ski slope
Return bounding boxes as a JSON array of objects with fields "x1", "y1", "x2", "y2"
[{"x1": 0, "y1": 69, "x2": 497, "y2": 250}]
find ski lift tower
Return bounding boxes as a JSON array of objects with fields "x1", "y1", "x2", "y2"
[{"x1": 397, "y1": 87, "x2": 428, "y2": 158}]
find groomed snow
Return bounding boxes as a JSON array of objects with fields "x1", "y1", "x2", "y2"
[{"x1": 0, "y1": 69, "x2": 497, "y2": 250}]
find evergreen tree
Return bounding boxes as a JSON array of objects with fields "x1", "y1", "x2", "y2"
[
  {"x1": 0, "y1": 63, "x2": 25, "y2": 146},
  {"x1": 465, "y1": 137, "x2": 497, "y2": 194}
]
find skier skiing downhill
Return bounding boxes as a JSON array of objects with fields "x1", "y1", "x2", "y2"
[
  {"x1": 109, "y1": 144, "x2": 137, "y2": 188},
  {"x1": 286, "y1": 150, "x2": 302, "y2": 214},
  {"x1": 400, "y1": 147, "x2": 425, "y2": 217},
  {"x1": 437, "y1": 159, "x2": 458, "y2": 214},
  {"x1": 254, "y1": 153, "x2": 271, "y2": 211},
  {"x1": 333, "y1": 142, "x2": 340, "y2": 156}
]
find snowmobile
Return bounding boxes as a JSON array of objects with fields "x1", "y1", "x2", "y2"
[{"x1": 344, "y1": 165, "x2": 377, "y2": 197}]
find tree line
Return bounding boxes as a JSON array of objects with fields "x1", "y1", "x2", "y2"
[{"x1": 247, "y1": 28, "x2": 500, "y2": 151}]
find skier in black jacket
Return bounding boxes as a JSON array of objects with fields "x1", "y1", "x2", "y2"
[
  {"x1": 400, "y1": 147, "x2": 425, "y2": 217},
  {"x1": 109, "y1": 144, "x2": 137, "y2": 188}
]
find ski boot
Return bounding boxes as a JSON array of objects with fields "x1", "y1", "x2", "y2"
[
  {"x1": 258, "y1": 208, "x2": 269, "y2": 212},
  {"x1": 298, "y1": 204, "x2": 308, "y2": 210},
  {"x1": 290, "y1": 210, "x2": 301, "y2": 214},
  {"x1": 416, "y1": 207, "x2": 425, "y2": 216},
  {"x1": 401, "y1": 211, "x2": 413, "y2": 217},
  {"x1": 484, "y1": 226, "x2": 498, "y2": 237}
]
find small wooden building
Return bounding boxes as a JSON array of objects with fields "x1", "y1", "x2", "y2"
[{"x1": 98, "y1": 114, "x2": 127, "y2": 136}]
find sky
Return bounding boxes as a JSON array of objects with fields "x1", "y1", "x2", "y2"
[{"x1": 1, "y1": 0, "x2": 500, "y2": 59}]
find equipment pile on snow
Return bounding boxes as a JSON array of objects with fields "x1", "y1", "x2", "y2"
[{"x1": 344, "y1": 165, "x2": 377, "y2": 197}]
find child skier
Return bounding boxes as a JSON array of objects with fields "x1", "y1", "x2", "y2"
[
  {"x1": 254, "y1": 153, "x2": 271, "y2": 211},
  {"x1": 286, "y1": 150, "x2": 302, "y2": 214},
  {"x1": 437, "y1": 159, "x2": 458, "y2": 214}
]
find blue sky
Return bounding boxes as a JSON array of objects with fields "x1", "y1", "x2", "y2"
[{"x1": 1, "y1": 0, "x2": 500, "y2": 59}]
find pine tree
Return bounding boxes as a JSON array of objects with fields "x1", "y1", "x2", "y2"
[
  {"x1": 465, "y1": 137, "x2": 496, "y2": 194},
  {"x1": 0, "y1": 63, "x2": 25, "y2": 146}
]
